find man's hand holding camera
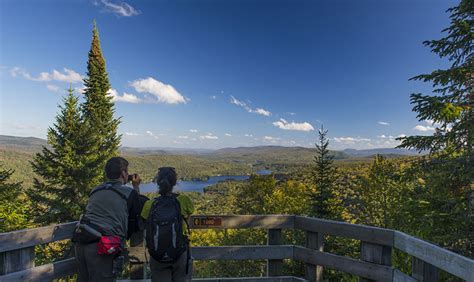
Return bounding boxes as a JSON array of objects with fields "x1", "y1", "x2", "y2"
[{"x1": 128, "y1": 173, "x2": 141, "y2": 191}]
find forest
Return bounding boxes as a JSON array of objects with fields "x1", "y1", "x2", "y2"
[{"x1": 0, "y1": 0, "x2": 472, "y2": 281}]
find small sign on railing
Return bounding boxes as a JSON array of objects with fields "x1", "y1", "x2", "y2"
[{"x1": 192, "y1": 216, "x2": 223, "y2": 227}]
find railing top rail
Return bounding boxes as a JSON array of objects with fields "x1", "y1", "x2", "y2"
[
  {"x1": 1, "y1": 214, "x2": 473, "y2": 280},
  {"x1": 394, "y1": 231, "x2": 474, "y2": 281},
  {"x1": 0, "y1": 221, "x2": 77, "y2": 253},
  {"x1": 294, "y1": 216, "x2": 394, "y2": 246}
]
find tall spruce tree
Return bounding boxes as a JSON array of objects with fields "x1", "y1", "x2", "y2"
[
  {"x1": 81, "y1": 22, "x2": 121, "y2": 186},
  {"x1": 311, "y1": 125, "x2": 337, "y2": 219},
  {"x1": 30, "y1": 88, "x2": 96, "y2": 223},
  {"x1": 398, "y1": 0, "x2": 473, "y2": 256}
]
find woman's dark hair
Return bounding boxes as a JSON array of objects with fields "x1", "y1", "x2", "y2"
[
  {"x1": 105, "y1": 157, "x2": 129, "y2": 179},
  {"x1": 155, "y1": 167, "x2": 177, "y2": 195}
]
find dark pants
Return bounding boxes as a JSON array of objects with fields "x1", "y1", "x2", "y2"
[
  {"x1": 150, "y1": 251, "x2": 192, "y2": 282},
  {"x1": 75, "y1": 242, "x2": 115, "y2": 282}
]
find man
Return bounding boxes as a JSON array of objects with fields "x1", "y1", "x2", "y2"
[{"x1": 74, "y1": 157, "x2": 144, "y2": 282}]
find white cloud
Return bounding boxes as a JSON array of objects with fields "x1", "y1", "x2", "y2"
[
  {"x1": 189, "y1": 129, "x2": 198, "y2": 133},
  {"x1": 244, "y1": 134, "x2": 253, "y2": 137},
  {"x1": 146, "y1": 131, "x2": 154, "y2": 136},
  {"x1": 199, "y1": 134, "x2": 218, "y2": 140},
  {"x1": 178, "y1": 136, "x2": 189, "y2": 139},
  {"x1": 230, "y1": 95, "x2": 246, "y2": 107},
  {"x1": 230, "y1": 95, "x2": 271, "y2": 116},
  {"x1": 413, "y1": 125, "x2": 435, "y2": 132},
  {"x1": 97, "y1": 0, "x2": 140, "y2": 17},
  {"x1": 75, "y1": 86, "x2": 86, "y2": 94},
  {"x1": 378, "y1": 134, "x2": 387, "y2": 138},
  {"x1": 272, "y1": 118, "x2": 314, "y2": 132},
  {"x1": 378, "y1": 121, "x2": 390, "y2": 126},
  {"x1": 255, "y1": 108, "x2": 271, "y2": 116},
  {"x1": 211, "y1": 95, "x2": 217, "y2": 100},
  {"x1": 107, "y1": 89, "x2": 142, "y2": 103},
  {"x1": 263, "y1": 136, "x2": 280, "y2": 143},
  {"x1": 425, "y1": 119, "x2": 435, "y2": 126},
  {"x1": 11, "y1": 67, "x2": 83, "y2": 83},
  {"x1": 224, "y1": 133, "x2": 232, "y2": 137},
  {"x1": 333, "y1": 137, "x2": 371, "y2": 144},
  {"x1": 288, "y1": 112, "x2": 296, "y2": 116},
  {"x1": 125, "y1": 132, "x2": 140, "y2": 136},
  {"x1": 397, "y1": 134, "x2": 407, "y2": 138},
  {"x1": 130, "y1": 77, "x2": 186, "y2": 104},
  {"x1": 46, "y1": 84, "x2": 61, "y2": 93}
]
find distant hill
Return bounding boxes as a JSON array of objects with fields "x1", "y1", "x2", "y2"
[
  {"x1": 343, "y1": 148, "x2": 422, "y2": 157},
  {"x1": 0, "y1": 135, "x2": 421, "y2": 160},
  {"x1": 0, "y1": 135, "x2": 48, "y2": 152},
  {"x1": 0, "y1": 135, "x2": 422, "y2": 189},
  {"x1": 215, "y1": 145, "x2": 348, "y2": 159},
  {"x1": 121, "y1": 146, "x2": 214, "y2": 155}
]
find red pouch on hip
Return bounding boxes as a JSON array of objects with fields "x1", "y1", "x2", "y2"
[{"x1": 97, "y1": 235, "x2": 122, "y2": 255}]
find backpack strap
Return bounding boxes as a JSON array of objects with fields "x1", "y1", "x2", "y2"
[
  {"x1": 90, "y1": 183, "x2": 128, "y2": 201},
  {"x1": 172, "y1": 194, "x2": 191, "y2": 235}
]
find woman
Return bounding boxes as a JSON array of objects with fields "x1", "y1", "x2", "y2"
[{"x1": 141, "y1": 167, "x2": 194, "y2": 282}]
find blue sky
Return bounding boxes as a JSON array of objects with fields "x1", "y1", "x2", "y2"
[{"x1": 0, "y1": 0, "x2": 456, "y2": 149}]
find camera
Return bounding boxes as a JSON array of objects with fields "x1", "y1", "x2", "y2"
[{"x1": 127, "y1": 173, "x2": 137, "y2": 182}]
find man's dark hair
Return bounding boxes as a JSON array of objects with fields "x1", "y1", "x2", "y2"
[{"x1": 105, "y1": 157, "x2": 129, "y2": 180}]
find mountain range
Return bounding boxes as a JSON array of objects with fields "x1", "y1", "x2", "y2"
[{"x1": 0, "y1": 135, "x2": 421, "y2": 158}]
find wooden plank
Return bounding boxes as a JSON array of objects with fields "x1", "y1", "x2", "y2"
[
  {"x1": 412, "y1": 257, "x2": 439, "y2": 282},
  {"x1": 294, "y1": 217, "x2": 394, "y2": 246},
  {"x1": 304, "y1": 231, "x2": 323, "y2": 282},
  {"x1": 394, "y1": 231, "x2": 474, "y2": 281},
  {"x1": 192, "y1": 277, "x2": 307, "y2": 282},
  {"x1": 125, "y1": 245, "x2": 294, "y2": 264},
  {"x1": 117, "y1": 277, "x2": 308, "y2": 282},
  {"x1": 392, "y1": 269, "x2": 417, "y2": 282},
  {"x1": 0, "y1": 247, "x2": 34, "y2": 275},
  {"x1": 267, "y1": 229, "x2": 283, "y2": 276},
  {"x1": 293, "y1": 246, "x2": 393, "y2": 281},
  {"x1": 359, "y1": 242, "x2": 392, "y2": 282},
  {"x1": 189, "y1": 215, "x2": 294, "y2": 230},
  {"x1": 192, "y1": 245, "x2": 294, "y2": 261},
  {"x1": 129, "y1": 230, "x2": 145, "y2": 279},
  {"x1": 0, "y1": 222, "x2": 77, "y2": 253},
  {"x1": 0, "y1": 257, "x2": 76, "y2": 281}
]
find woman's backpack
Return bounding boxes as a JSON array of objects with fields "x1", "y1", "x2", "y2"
[{"x1": 145, "y1": 194, "x2": 187, "y2": 262}]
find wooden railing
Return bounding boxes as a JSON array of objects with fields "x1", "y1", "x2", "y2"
[{"x1": 0, "y1": 215, "x2": 473, "y2": 281}]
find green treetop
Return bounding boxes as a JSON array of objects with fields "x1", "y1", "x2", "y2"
[
  {"x1": 398, "y1": 0, "x2": 473, "y2": 155},
  {"x1": 30, "y1": 87, "x2": 97, "y2": 223},
  {"x1": 81, "y1": 21, "x2": 121, "y2": 185},
  {"x1": 311, "y1": 125, "x2": 337, "y2": 219},
  {"x1": 0, "y1": 166, "x2": 28, "y2": 232}
]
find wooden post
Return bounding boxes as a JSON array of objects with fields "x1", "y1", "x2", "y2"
[
  {"x1": 129, "y1": 230, "x2": 145, "y2": 279},
  {"x1": 305, "y1": 231, "x2": 323, "y2": 282},
  {"x1": 0, "y1": 247, "x2": 35, "y2": 275},
  {"x1": 267, "y1": 229, "x2": 283, "y2": 276},
  {"x1": 412, "y1": 257, "x2": 439, "y2": 281},
  {"x1": 359, "y1": 242, "x2": 391, "y2": 282}
]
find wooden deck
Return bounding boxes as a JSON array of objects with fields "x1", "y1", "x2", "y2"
[{"x1": 1, "y1": 215, "x2": 473, "y2": 281}]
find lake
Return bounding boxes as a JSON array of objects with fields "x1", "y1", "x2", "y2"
[{"x1": 139, "y1": 169, "x2": 272, "y2": 193}]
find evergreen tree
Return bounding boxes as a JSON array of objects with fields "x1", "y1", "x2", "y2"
[
  {"x1": 311, "y1": 125, "x2": 337, "y2": 219},
  {"x1": 397, "y1": 0, "x2": 473, "y2": 256},
  {"x1": 29, "y1": 88, "x2": 97, "y2": 224},
  {"x1": 81, "y1": 21, "x2": 121, "y2": 186},
  {"x1": 398, "y1": 0, "x2": 473, "y2": 155},
  {"x1": 0, "y1": 166, "x2": 28, "y2": 232}
]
